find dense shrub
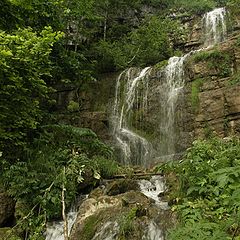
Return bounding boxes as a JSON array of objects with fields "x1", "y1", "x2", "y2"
[
  {"x1": 158, "y1": 137, "x2": 240, "y2": 239},
  {"x1": 95, "y1": 16, "x2": 185, "y2": 71}
]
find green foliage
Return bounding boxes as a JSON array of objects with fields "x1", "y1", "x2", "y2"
[
  {"x1": 194, "y1": 49, "x2": 232, "y2": 77},
  {"x1": 67, "y1": 100, "x2": 79, "y2": 112},
  {"x1": 237, "y1": 36, "x2": 240, "y2": 46},
  {"x1": 93, "y1": 156, "x2": 119, "y2": 179},
  {"x1": 160, "y1": 137, "x2": 240, "y2": 239},
  {"x1": 175, "y1": 0, "x2": 216, "y2": 14},
  {"x1": 0, "y1": 0, "x2": 21, "y2": 31},
  {"x1": 227, "y1": 0, "x2": 240, "y2": 17},
  {"x1": 119, "y1": 207, "x2": 137, "y2": 237},
  {"x1": 0, "y1": 27, "x2": 63, "y2": 160},
  {"x1": 95, "y1": 16, "x2": 185, "y2": 70},
  {"x1": 141, "y1": 0, "x2": 221, "y2": 14},
  {"x1": 154, "y1": 60, "x2": 169, "y2": 70},
  {"x1": 0, "y1": 124, "x2": 116, "y2": 238},
  {"x1": 229, "y1": 71, "x2": 240, "y2": 85},
  {"x1": 80, "y1": 214, "x2": 99, "y2": 240},
  {"x1": 168, "y1": 221, "x2": 230, "y2": 240},
  {"x1": 191, "y1": 78, "x2": 204, "y2": 111}
]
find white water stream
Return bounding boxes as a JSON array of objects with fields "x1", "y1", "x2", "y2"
[
  {"x1": 139, "y1": 175, "x2": 169, "y2": 210},
  {"x1": 158, "y1": 55, "x2": 188, "y2": 159},
  {"x1": 203, "y1": 7, "x2": 227, "y2": 47},
  {"x1": 45, "y1": 207, "x2": 78, "y2": 240}
]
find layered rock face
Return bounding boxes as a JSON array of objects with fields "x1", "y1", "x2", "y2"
[{"x1": 184, "y1": 36, "x2": 240, "y2": 139}]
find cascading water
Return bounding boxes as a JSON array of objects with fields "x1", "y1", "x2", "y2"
[
  {"x1": 145, "y1": 221, "x2": 164, "y2": 240},
  {"x1": 45, "y1": 206, "x2": 78, "y2": 240},
  {"x1": 203, "y1": 7, "x2": 227, "y2": 47},
  {"x1": 139, "y1": 176, "x2": 168, "y2": 239},
  {"x1": 45, "y1": 195, "x2": 88, "y2": 240},
  {"x1": 112, "y1": 67, "x2": 152, "y2": 166},
  {"x1": 139, "y1": 175, "x2": 168, "y2": 210},
  {"x1": 157, "y1": 55, "x2": 188, "y2": 160},
  {"x1": 156, "y1": 7, "x2": 227, "y2": 160}
]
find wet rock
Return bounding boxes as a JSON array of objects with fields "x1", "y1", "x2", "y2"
[
  {"x1": 105, "y1": 179, "x2": 139, "y2": 196},
  {"x1": 70, "y1": 176, "x2": 175, "y2": 240}
]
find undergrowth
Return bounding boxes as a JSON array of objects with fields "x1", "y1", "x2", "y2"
[
  {"x1": 0, "y1": 124, "x2": 119, "y2": 239},
  {"x1": 157, "y1": 137, "x2": 240, "y2": 240}
]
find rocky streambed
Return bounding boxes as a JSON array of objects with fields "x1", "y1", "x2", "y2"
[{"x1": 46, "y1": 176, "x2": 176, "y2": 240}]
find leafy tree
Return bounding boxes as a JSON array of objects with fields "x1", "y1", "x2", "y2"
[
  {"x1": 0, "y1": 0, "x2": 22, "y2": 31},
  {"x1": 0, "y1": 27, "x2": 63, "y2": 161},
  {"x1": 95, "y1": 16, "x2": 185, "y2": 71}
]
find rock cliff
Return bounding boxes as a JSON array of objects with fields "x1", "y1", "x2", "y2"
[{"x1": 54, "y1": 9, "x2": 240, "y2": 164}]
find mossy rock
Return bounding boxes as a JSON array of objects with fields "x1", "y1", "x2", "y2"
[
  {"x1": 105, "y1": 179, "x2": 139, "y2": 196},
  {"x1": 0, "y1": 228, "x2": 21, "y2": 240}
]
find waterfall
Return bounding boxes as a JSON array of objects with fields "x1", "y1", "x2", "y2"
[
  {"x1": 157, "y1": 55, "x2": 188, "y2": 159},
  {"x1": 156, "y1": 8, "x2": 227, "y2": 160},
  {"x1": 203, "y1": 7, "x2": 227, "y2": 47},
  {"x1": 111, "y1": 7, "x2": 228, "y2": 165},
  {"x1": 112, "y1": 67, "x2": 152, "y2": 166}
]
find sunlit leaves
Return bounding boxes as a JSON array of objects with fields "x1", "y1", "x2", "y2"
[{"x1": 0, "y1": 27, "x2": 63, "y2": 158}]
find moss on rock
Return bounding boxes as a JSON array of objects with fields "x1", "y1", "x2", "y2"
[{"x1": 0, "y1": 228, "x2": 21, "y2": 240}]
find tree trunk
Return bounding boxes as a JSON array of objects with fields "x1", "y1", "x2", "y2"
[{"x1": 62, "y1": 167, "x2": 69, "y2": 240}]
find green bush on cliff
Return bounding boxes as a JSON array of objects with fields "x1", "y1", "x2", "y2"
[
  {"x1": 194, "y1": 49, "x2": 232, "y2": 77},
  {"x1": 158, "y1": 137, "x2": 240, "y2": 240},
  {"x1": 175, "y1": 0, "x2": 216, "y2": 14},
  {"x1": 227, "y1": 0, "x2": 240, "y2": 16},
  {"x1": 95, "y1": 16, "x2": 186, "y2": 70},
  {"x1": 229, "y1": 71, "x2": 240, "y2": 85}
]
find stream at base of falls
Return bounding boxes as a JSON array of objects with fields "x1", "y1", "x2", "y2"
[
  {"x1": 45, "y1": 195, "x2": 87, "y2": 240},
  {"x1": 45, "y1": 209, "x2": 77, "y2": 240},
  {"x1": 45, "y1": 176, "x2": 167, "y2": 240}
]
